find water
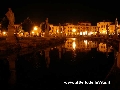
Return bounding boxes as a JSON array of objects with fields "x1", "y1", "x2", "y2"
[{"x1": 0, "y1": 38, "x2": 115, "y2": 90}]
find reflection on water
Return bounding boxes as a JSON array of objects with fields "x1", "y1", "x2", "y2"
[
  {"x1": 0, "y1": 38, "x2": 115, "y2": 89},
  {"x1": 65, "y1": 38, "x2": 112, "y2": 53}
]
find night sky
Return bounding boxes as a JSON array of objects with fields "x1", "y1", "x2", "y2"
[{"x1": 0, "y1": 1, "x2": 119, "y2": 25}]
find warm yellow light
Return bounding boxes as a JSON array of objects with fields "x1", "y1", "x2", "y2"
[
  {"x1": 83, "y1": 32, "x2": 85, "y2": 35},
  {"x1": 34, "y1": 27, "x2": 37, "y2": 30},
  {"x1": 32, "y1": 31, "x2": 34, "y2": 34},
  {"x1": 102, "y1": 30, "x2": 106, "y2": 34},
  {"x1": 72, "y1": 38, "x2": 76, "y2": 40},
  {"x1": 57, "y1": 30, "x2": 59, "y2": 33},
  {"x1": 90, "y1": 32, "x2": 93, "y2": 34},
  {"x1": 72, "y1": 29, "x2": 76, "y2": 32},
  {"x1": 88, "y1": 32, "x2": 93, "y2": 35},
  {"x1": 84, "y1": 40, "x2": 87, "y2": 45},
  {"x1": 3, "y1": 32, "x2": 6, "y2": 35},
  {"x1": 80, "y1": 32, "x2": 82, "y2": 35},
  {"x1": 72, "y1": 41, "x2": 76, "y2": 49}
]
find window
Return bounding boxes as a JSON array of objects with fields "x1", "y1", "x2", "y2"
[{"x1": 101, "y1": 25, "x2": 103, "y2": 28}]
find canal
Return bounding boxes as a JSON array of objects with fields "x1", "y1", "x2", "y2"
[{"x1": 0, "y1": 38, "x2": 115, "y2": 90}]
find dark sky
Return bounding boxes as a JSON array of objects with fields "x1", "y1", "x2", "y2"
[{"x1": 0, "y1": 1, "x2": 119, "y2": 25}]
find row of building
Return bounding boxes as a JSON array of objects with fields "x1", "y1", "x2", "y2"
[
  {"x1": 0, "y1": 18, "x2": 119, "y2": 37},
  {"x1": 30, "y1": 18, "x2": 120, "y2": 37},
  {"x1": 48, "y1": 18, "x2": 119, "y2": 36}
]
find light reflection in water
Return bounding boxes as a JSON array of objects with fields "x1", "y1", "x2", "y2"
[
  {"x1": 65, "y1": 38, "x2": 113, "y2": 52},
  {"x1": 72, "y1": 41, "x2": 76, "y2": 50},
  {"x1": 84, "y1": 40, "x2": 87, "y2": 47},
  {"x1": 0, "y1": 37, "x2": 115, "y2": 90}
]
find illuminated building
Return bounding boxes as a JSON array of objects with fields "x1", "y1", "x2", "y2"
[
  {"x1": 49, "y1": 24, "x2": 63, "y2": 36},
  {"x1": 90, "y1": 26, "x2": 98, "y2": 35},
  {"x1": 78, "y1": 22, "x2": 91, "y2": 35},
  {"x1": 97, "y1": 21, "x2": 112, "y2": 35}
]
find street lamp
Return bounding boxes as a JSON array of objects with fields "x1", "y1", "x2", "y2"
[
  {"x1": 34, "y1": 26, "x2": 38, "y2": 30},
  {"x1": 3, "y1": 31, "x2": 6, "y2": 35},
  {"x1": 2, "y1": 31, "x2": 7, "y2": 36}
]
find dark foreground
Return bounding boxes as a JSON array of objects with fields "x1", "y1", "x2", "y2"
[{"x1": 0, "y1": 50, "x2": 114, "y2": 90}]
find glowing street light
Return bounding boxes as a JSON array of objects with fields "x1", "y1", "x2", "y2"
[
  {"x1": 3, "y1": 31, "x2": 6, "y2": 35},
  {"x1": 2, "y1": 31, "x2": 7, "y2": 36},
  {"x1": 34, "y1": 26, "x2": 38, "y2": 30}
]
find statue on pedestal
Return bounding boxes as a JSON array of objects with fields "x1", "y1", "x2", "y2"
[
  {"x1": 45, "y1": 18, "x2": 49, "y2": 37},
  {"x1": 5, "y1": 8, "x2": 15, "y2": 26},
  {"x1": 5, "y1": 8, "x2": 17, "y2": 43}
]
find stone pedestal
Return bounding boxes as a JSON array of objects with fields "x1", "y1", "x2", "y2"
[
  {"x1": 45, "y1": 31, "x2": 49, "y2": 37},
  {"x1": 6, "y1": 25, "x2": 16, "y2": 43},
  {"x1": 7, "y1": 54, "x2": 17, "y2": 86}
]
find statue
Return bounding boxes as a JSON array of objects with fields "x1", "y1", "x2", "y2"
[
  {"x1": 5, "y1": 8, "x2": 15, "y2": 26},
  {"x1": 45, "y1": 18, "x2": 49, "y2": 37},
  {"x1": 5, "y1": 8, "x2": 17, "y2": 43}
]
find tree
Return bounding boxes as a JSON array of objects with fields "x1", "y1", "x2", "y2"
[
  {"x1": 1, "y1": 17, "x2": 9, "y2": 31},
  {"x1": 21, "y1": 17, "x2": 34, "y2": 33},
  {"x1": 16, "y1": 24, "x2": 24, "y2": 33}
]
